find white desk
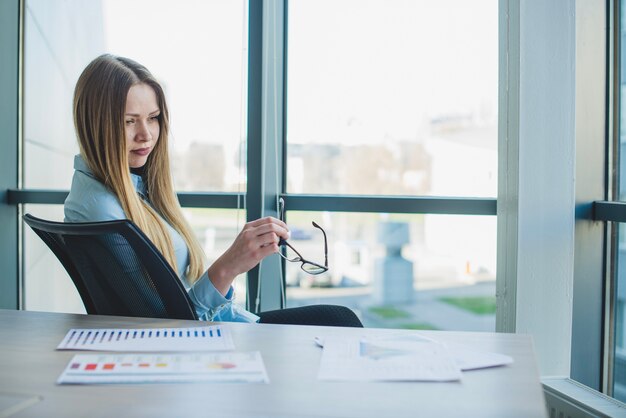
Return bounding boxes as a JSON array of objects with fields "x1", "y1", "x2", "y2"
[{"x1": 0, "y1": 309, "x2": 547, "y2": 417}]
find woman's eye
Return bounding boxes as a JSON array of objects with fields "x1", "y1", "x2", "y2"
[
  {"x1": 150, "y1": 115, "x2": 160, "y2": 121},
  {"x1": 125, "y1": 119, "x2": 134, "y2": 125}
]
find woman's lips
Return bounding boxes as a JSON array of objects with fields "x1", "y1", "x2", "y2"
[{"x1": 132, "y1": 147, "x2": 151, "y2": 156}]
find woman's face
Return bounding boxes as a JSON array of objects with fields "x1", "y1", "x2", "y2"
[{"x1": 125, "y1": 83, "x2": 160, "y2": 168}]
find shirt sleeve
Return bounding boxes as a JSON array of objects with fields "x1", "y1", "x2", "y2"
[{"x1": 186, "y1": 270, "x2": 260, "y2": 323}]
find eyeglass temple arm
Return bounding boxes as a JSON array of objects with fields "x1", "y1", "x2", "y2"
[{"x1": 312, "y1": 221, "x2": 328, "y2": 268}]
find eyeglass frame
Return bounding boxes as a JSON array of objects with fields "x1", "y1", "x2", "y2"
[{"x1": 277, "y1": 198, "x2": 329, "y2": 275}]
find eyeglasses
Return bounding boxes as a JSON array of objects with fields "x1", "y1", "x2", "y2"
[{"x1": 277, "y1": 198, "x2": 328, "y2": 275}]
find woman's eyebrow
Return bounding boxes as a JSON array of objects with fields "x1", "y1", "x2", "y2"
[{"x1": 124, "y1": 109, "x2": 160, "y2": 117}]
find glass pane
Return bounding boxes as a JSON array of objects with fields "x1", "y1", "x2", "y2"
[
  {"x1": 181, "y1": 208, "x2": 248, "y2": 308},
  {"x1": 23, "y1": 204, "x2": 86, "y2": 313},
  {"x1": 286, "y1": 0, "x2": 497, "y2": 197},
  {"x1": 24, "y1": 206, "x2": 247, "y2": 313},
  {"x1": 23, "y1": 0, "x2": 248, "y2": 192},
  {"x1": 284, "y1": 211, "x2": 496, "y2": 331},
  {"x1": 23, "y1": 0, "x2": 248, "y2": 312}
]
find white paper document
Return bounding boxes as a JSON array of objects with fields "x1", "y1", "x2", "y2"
[
  {"x1": 377, "y1": 334, "x2": 514, "y2": 371},
  {"x1": 57, "y1": 352, "x2": 269, "y2": 384},
  {"x1": 445, "y1": 343, "x2": 513, "y2": 371},
  {"x1": 318, "y1": 336, "x2": 462, "y2": 382},
  {"x1": 57, "y1": 326, "x2": 234, "y2": 352},
  {"x1": 315, "y1": 334, "x2": 514, "y2": 372}
]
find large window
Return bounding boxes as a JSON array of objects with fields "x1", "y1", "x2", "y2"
[
  {"x1": 284, "y1": 211, "x2": 496, "y2": 330},
  {"x1": 24, "y1": 0, "x2": 247, "y2": 192},
  {"x1": 286, "y1": 0, "x2": 497, "y2": 197},
  {"x1": 16, "y1": 0, "x2": 498, "y2": 332},
  {"x1": 285, "y1": 0, "x2": 498, "y2": 330},
  {"x1": 22, "y1": 0, "x2": 248, "y2": 311}
]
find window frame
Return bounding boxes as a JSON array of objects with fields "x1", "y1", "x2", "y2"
[
  {"x1": 593, "y1": 0, "x2": 624, "y2": 397},
  {"x1": 0, "y1": 0, "x2": 21, "y2": 310},
  {"x1": 568, "y1": 0, "x2": 612, "y2": 393}
]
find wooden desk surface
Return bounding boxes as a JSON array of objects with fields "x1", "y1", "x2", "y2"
[{"x1": 0, "y1": 309, "x2": 547, "y2": 418}]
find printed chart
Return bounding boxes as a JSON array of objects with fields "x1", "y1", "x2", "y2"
[
  {"x1": 57, "y1": 352, "x2": 269, "y2": 384},
  {"x1": 56, "y1": 326, "x2": 234, "y2": 352}
]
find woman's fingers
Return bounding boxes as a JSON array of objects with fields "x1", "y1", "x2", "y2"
[
  {"x1": 207, "y1": 216, "x2": 291, "y2": 293},
  {"x1": 246, "y1": 216, "x2": 289, "y2": 233},
  {"x1": 246, "y1": 216, "x2": 285, "y2": 227},
  {"x1": 243, "y1": 217, "x2": 290, "y2": 241},
  {"x1": 259, "y1": 233, "x2": 280, "y2": 248}
]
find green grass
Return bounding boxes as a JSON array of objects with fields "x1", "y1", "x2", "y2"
[
  {"x1": 368, "y1": 306, "x2": 411, "y2": 319},
  {"x1": 439, "y1": 296, "x2": 496, "y2": 315},
  {"x1": 399, "y1": 322, "x2": 439, "y2": 330}
]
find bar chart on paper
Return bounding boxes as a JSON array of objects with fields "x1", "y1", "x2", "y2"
[
  {"x1": 56, "y1": 352, "x2": 269, "y2": 384},
  {"x1": 56, "y1": 326, "x2": 234, "y2": 352}
]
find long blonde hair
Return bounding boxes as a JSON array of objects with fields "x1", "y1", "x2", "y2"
[{"x1": 73, "y1": 54, "x2": 205, "y2": 282}]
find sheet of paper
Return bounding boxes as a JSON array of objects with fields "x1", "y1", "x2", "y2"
[
  {"x1": 317, "y1": 334, "x2": 514, "y2": 372},
  {"x1": 57, "y1": 352, "x2": 269, "y2": 384},
  {"x1": 444, "y1": 343, "x2": 513, "y2": 370},
  {"x1": 57, "y1": 326, "x2": 234, "y2": 352},
  {"x1": 375, "y1": 334, "x2": 514, "y2": 371},
  {"x1": 318, "y1": 336, "x2": 462, "y2": 382}
]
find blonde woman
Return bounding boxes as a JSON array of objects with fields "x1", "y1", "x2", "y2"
[{"x1": 64, "y1": 54, "x2": 289, "y2": 322}]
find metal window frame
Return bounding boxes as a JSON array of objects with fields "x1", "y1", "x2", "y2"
[
  {"x1": 572, "y1": 0, "x2": 621, "y2": 396},
  {"x1": 245, "y1": 0, "x2": 286, "y2": 313},
  {"x1": 591, "y1": 0, "x2": 622, "y2": 397},
  {"x1": 0, "y1": 0, "x2": 21, "y2": 310},
  {"x1": 566, "y1": 0, "x2": 612, "y2": 392}
]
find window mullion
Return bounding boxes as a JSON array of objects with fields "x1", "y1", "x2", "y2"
[
  {"x1": 0, "y1": 0, "x2": 21, "y2": 310},
  {"x1": 246, "y1": 0, "x2": 286, "y2": 313}
]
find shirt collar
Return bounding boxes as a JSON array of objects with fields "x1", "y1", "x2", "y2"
[{"x1": 74, "y1": 154, "x2": 147, "y2": 197}]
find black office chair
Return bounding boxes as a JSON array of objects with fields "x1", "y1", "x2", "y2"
[
  {"x1": 24, "y1": 214, "x2": 363, "y2": 327},
  {"x1": 24, "y1": 213, "x2": 198, "y2": 320}
]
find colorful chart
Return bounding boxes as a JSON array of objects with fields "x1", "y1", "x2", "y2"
[{"x1": 57, "y1": 352, "x2": 269, "y2": 384}]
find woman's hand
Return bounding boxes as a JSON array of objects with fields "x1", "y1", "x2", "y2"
[{"x1": 207, "y1": 217, "x2": 290, "y2": 295}]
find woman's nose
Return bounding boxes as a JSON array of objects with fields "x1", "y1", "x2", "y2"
[{"x1": 135, "y1": 121, "x2": 151, "y2": 141}]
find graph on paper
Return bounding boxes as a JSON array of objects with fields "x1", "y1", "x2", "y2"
[
  {"x1": 56, "y1": 326, "x2": 234, "y2": 352},
  {"x1": 57, "y1": 352, "x2": 268, "y2": 384}
]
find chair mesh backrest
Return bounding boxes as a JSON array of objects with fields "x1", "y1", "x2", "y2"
[
  {"x1": 24, "y1": 214, "x2": 197, "y2": 320},
  {"x1": 65, "y1": 233, "x2": 168, "y2": 318}
]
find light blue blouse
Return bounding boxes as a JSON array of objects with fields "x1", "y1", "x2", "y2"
[{"x1": 64, "y1": 155, "x2": 259, "y2": 323}]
